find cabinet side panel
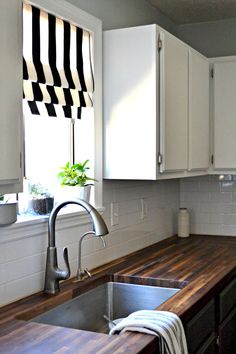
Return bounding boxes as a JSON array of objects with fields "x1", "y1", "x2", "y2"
[
  {"x1": 189, "y1": 51, "x2": 209, "y2": 171},
  {"x1": 214, "y1": 61, "x2": 236, "y2": 169},
  {"x1": 104, "y1": 26, "x2": 157, "y2": 179}
]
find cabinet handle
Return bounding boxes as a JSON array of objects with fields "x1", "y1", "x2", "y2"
[{"x1": 159, "y1": 32, "x2": 165, "y2": 173}]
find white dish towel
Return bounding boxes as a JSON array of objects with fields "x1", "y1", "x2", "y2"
[{"x1": 109, "y1": 310, "x2": 188, "y2": 354}]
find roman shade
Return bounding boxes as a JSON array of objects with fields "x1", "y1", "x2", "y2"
[{"x1": 23, "y1": 2, "x2": 94, "y2": 119}]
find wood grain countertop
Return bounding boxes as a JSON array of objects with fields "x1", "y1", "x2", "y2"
[{"x1": 0, "y1": 235, "x2": 236, "y2": 354}]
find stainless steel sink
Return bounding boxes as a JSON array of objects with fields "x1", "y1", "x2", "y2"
[{"x1": 31, "y1": 282, "x2": 179, "y2": 333}]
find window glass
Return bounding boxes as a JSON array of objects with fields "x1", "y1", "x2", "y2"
[{"x1": 24, "y1": 115, "x2": 71, "y2": 196}]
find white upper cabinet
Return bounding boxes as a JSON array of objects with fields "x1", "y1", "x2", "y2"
[
  {"x1": 188, "y1": 49, "x2": 210, "y2": 171},
  {"x1": 0, "y1": 0, "x2": 23, "y2": 194},
  {"x1": 213, "y1": 59, "x2": 236, "y2": 170},
  {"x1": 104, "y1": 25, "x2": 158, "y2": 180},
  {"x1": 159, "y1": 30, "x2": 188, "y2": 173},
  {"x1": 104, "y1": 24, "x2": 210, "y2": 180}
]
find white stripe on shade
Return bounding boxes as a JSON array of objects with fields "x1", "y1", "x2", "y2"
[
  {"x1": 23, "y1": 80, "x2": 34, "y2": 101},
  {"x1": 54, "y1": 86, "x2": 66, "y2": 106},
  {"x1": 55, "y1": 16, "x2": 69, "y2": 88},
  {"x1": 40, "y1": 8, "x2": 54, "y2": 85},
  {"x1": 70, "y1": 88, "x2": 81, "y2": 107},
  {"x1": 82, "y1": 30, "x2": 94, "y2": 92},
  {"x1": 70, "y1": 24, "x2": 82, "y2": 90},
  {"x1": 39, "y1": 83, "x2": 51, "y2": 103},
  {"x1": 83, "y1": 92, "x2": 93, "y2": 107}
]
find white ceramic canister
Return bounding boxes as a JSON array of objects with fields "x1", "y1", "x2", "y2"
[{"x1": 178, "y1": 208, "x2": 190, "y2": 238}]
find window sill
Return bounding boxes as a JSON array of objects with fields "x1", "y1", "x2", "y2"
[{"x1": 0, "y1": 205, "x2": 105, "y2": 244}]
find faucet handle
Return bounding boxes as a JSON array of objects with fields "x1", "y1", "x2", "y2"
[
  {"x1": 84, "y1": 267, "x2": 92, "y2": 278},
  {"x1": 100, "y1": 236, "x2": 107, "y2": 248},
  {"x1": 62, "y1": 247, "x2": 71, "y2": 279}
]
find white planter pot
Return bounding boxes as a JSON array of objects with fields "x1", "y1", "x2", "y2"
[
  {"x1": 78, "y1": 185, "x2": 91, "y2": 202},
  {"x1": 60, "y1": 185, "x2": 91, "y2": 202},
  {"x1": 0, "y1": 202, "x2": 18, "y2": 226}
]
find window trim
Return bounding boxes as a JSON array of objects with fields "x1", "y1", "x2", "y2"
[{"x1": 24, "y1": 0, "x2": 103, "y2": 208}]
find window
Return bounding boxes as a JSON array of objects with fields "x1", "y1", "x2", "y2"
[{"x1": 19, "y1": 0, "x2": 102, "y2": 216}]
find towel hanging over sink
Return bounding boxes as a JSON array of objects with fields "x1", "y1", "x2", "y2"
[{"x1": 109, "y1": 310, "x2": 188, "y2": 354}]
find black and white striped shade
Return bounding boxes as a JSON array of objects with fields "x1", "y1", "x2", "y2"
[{"x1": 23, "y1": 3, "x2": 94, "y2": 119}]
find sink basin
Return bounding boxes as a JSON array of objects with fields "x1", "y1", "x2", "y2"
[{"x1": 31, "y1": 282, "x2": 179, "y2": 333}]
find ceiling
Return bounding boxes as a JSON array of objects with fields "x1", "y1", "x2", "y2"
[{"x1": 147, "y1": 0, "x2": 236, "y2": 24}]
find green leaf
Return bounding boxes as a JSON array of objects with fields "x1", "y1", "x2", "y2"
[{"x1": 57, "y1": 159, "x2": 97, "y2": 187}]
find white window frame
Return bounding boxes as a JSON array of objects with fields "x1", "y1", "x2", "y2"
[{"x1": 24, "y1": 0, "x2": 103, "y2": 208}]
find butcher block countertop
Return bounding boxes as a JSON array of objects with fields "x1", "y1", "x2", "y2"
[{"x1": 0, "y1": 235, "x2": 236, "y2": 354}]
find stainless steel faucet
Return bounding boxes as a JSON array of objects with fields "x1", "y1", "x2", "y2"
[{"x1": 44, "y1": 199, "x2": 109, "y2": 294}]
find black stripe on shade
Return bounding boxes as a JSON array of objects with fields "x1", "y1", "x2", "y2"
[
  {"x1": 76, "y1": 27, "x2": 87, "y2": 92},
  {"x1": 28, "y1": 101, "x2": 40, "y2": 115},
  {"x1": 47, "y1": 85, "x2": 59, "y2": 104},
  {"x1": 78, "y1": 91, "x2": 86, "y2": 107},
  {"x1": 23, "y1": 58, "x2": 28, "y2": 80},
  {"x1": 32, "y1": 6, "x2": 46, "y2": 83},
  {"x1": 63, "y1": 88, "x2": 73, "y2": 106},
  {"x1": 48, "y1": 13, "x2": 61, "y2": 87},
  {"x1": 77, "y1": 107, "x2": 82, "y2": 119},
  {"x1": 62, "y1": 105, "x2": 72, "y2": 118},
  {"x1": 63, "y1": 21, "x2": 75, "y2": 89},
  {"x1": 32, "y1": 82, "x2": 43, "y2": 102},
  {"x1": 45, "y1": 103, "x2": 57, "y2": 117}
]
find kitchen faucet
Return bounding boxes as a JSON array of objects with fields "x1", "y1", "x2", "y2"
[{"x1": 44, "y1": 199, "x2": 109, "y2": 294}]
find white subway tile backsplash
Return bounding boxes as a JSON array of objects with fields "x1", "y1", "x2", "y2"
[
  {"x1": 180, "y1": 175, "x2": 236, "y2": 237},
  {"x1": 0, "y1": 179, "x2": 179, "y2": 307},
  {"x1": 223, "y1": 203, "x2": 236, "y2": 214}
]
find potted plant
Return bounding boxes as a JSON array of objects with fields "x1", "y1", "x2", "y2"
[
  {"x1": 28, "y1": 183, "x2": 54, "y2": 215},
  {"x1": 58, "y1": 160, "x2": 97, "y2": 202},
  {"x1": 0, "y1": 194, "x2": 18, "y2": 226}
]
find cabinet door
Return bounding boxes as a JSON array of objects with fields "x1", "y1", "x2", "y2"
[
  {"x1": 189, "y1": 50, "x2": 209, "y2": 171},
  {"x1": 159, "y1": 31, "x2": 188, "y2": 173},
  {"x1": 0, "y1": 0, "x2": 22, "y2": 193},
  {"x1": 214, "y1": 61, "x2": 236, "y2": 170},
  {"x1": 185, "y1": 299, "x2": 215, "y2": 354},
  {"x1": 219, "y1": 307, "x2": 236, "y2": 354},
  {"x1": 104, "y1": 26, "x2": 158, "y2": 180}
]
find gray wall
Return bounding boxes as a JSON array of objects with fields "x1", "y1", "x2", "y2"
[
  {"x1": 66, "y1": 0, "x2": 236, "y2": 58},
  {"x1": 178, "y1": 18, "x2": 236, "y2": 57},
  {"x1": 65, "y1": 0, "x2": 177, "y2": 34}
]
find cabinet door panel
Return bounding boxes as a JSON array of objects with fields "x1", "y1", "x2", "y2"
[
  {"x1": 189, "y1": 50, "x2": 209, "y2": 171},
  {"x1": 160, "y1": 31, "x2": 188, "y2": 173},
  {"x1": 219, "y1": 277, "x2": 236, "y2": 322},
  {"x1": 0, "y1": 0, "x2": 22, "y2": 190},
  {"x1": 104, "y1": 26, "x2": 158, "y2": 180},
  {"x1": 185, "y1": 299, "x2": 215, "y2": 354},
  {"x1": 219, "y1": 307, "x2": 236, "y2": 354},
  {"x1": 214, "y1": 62, "x2": 236, "y2": 169}
]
